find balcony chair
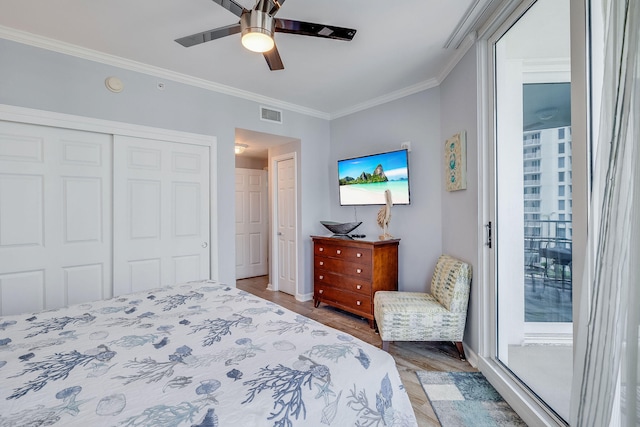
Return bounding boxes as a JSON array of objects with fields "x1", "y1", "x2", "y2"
[{"x1": 373, "y1": 255, "x2": 472, "y2": 360}]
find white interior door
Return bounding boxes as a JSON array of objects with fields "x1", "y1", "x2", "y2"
[
  {"x1": 0, "y1": 121, "x2": 111, "y2": 315},
  {"x1": 276, "y1": 157, "x2": 296, "y2": 295},
  {"x1": 235, "y1": 168, "x2": 268, "y2": 279},
  {"x1": 113, "y1": 135, "x2": 210, "y2": 295}
]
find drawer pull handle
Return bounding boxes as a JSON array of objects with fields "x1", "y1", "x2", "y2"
[
  {"x1": 356, "y1": 268, "x2": 362, "y2": 274},
  {"x1": 336, "y1": 249, "x2": 341, "y2": 255},
  {"x1": 319, "y1": 261, "x2": 324, "y2": 266},
  {"x1": 357, "y1": 253, "x2": 362, "y2": 257},
  {"x1": 319, "y1": 289, "x2": 324, "y2": 294},
  {"x1": 319, "y1": 275, "x2": 324, "y2": 280},
  {"x1": 319, "y1": 247, "x2": 324, "y2": 252},
  {"x1": 356, "y1": 285, "x2": 362, "y2": 290},
  {"x1": 356, "y1": 300, "x2": 361, "y2": 306}
]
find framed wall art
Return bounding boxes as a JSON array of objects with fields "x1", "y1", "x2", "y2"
[{"x1": 445, "y1": 131, "x2": 467, "y2": 192}]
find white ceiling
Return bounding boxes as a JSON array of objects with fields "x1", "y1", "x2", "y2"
[{"x1": 0, "y1": 0, "x2": 498, "y2": 118}]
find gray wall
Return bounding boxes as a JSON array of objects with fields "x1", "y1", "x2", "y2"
[
  {"x1": 329, "y1": 89, "x2": 443, "y2": 292},
  {"x1": 439, "y1": 47, "x2": 480, "y2": 353},
  {"x1": 0, "y1": 37, "x2": 483, "y2": 355},
  {"x1": 0, "y1": 38, "x2": 332, "y2": 290}
]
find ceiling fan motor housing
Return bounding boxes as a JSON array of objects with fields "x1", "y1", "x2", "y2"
[{"x1": 241, "y1": 10, "x2": 274, "y2": 40}]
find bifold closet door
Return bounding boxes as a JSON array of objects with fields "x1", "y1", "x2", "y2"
[
  {"x1": 0, "y1": 121, "x2": 112, "y2": 315},
  {"x1": 113, "y1": 136, "x2": 210, "y2": 295}
]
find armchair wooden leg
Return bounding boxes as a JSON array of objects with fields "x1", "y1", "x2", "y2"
[
  {"x1": 382, "y1": 341, "x2": 390, "y2": 352},
  {"x1": 454, "y1": 341, "x2": 466, "y2": 361}
]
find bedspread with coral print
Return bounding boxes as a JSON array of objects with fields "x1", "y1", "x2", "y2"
[{"x1": 0, "y1": 281, "x2": 417, "y2": 426}]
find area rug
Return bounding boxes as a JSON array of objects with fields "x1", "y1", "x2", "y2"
[{"x1": 416, "y1": 371, "x2": 527, "y2": 426}]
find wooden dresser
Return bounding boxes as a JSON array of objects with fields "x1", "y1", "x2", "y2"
[{"x1": 311, "y1": 236, "x2": 399, "y2": 328}]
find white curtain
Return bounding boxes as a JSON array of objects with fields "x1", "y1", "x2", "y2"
[{"x1": 571, "y1": 0, "x2": 639, "y2": 425}]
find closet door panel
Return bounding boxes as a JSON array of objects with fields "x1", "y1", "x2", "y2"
[
  {"x1": 113, "y1": 136, "x2": 210, "y2": 295},
  {"x1": 0, "y1": 121, "x2": 112, "y2": 315}
]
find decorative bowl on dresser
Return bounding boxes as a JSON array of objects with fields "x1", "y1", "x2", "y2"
[{"x1": 311, "y1": 235, "x2": 399, "y2": 328}]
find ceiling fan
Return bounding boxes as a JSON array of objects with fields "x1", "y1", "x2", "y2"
[{"x1": 175, "y1": 0, "x2": 357, "y2": 71}]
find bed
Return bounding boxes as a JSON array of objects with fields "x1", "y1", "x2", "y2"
[{"x1": 0, "y1": 280, "x2": 417, "y2": 426}]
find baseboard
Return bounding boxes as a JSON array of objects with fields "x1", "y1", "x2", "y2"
[
  {"x1": 266, "y1": 283, "x2": 275, "y2": 291},
  {"x1": 464, "y1": 344, "x2": 479, "y2": 368},
  {"x1": 296, "y1": 292, "x2": 313, "y2": 302}
]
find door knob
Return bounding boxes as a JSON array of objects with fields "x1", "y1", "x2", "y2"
[{"x1": 201, "y1": 242, "x2": 208, "y2": 248}]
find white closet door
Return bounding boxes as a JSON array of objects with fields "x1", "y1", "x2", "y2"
[
  {"x1": 0, "y1": 121, "x2": 112, "y2": 315},
  {"x1": 113, "y1": 136, "x2": 210, "y2": 295},
  {"x1": 235, "y1": 168, "x2": 268, "y2": 279}
]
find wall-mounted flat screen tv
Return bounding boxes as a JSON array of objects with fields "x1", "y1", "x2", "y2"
[{"x1": 338, "y1": 149, "x2": 410, "y2": 206}]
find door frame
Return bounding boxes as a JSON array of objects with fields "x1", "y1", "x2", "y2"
[
  {"x1": 0, "y1": 103, "x2": 219, "y2": 283},
  {"x1": 268, "y1": 152, "x2": 300, "y2": 298}
]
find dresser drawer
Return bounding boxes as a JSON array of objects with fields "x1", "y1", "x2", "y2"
[
  {"x1": 314, "y1": 270, "x2": 371, "y2": 296},
  {"x1": 314, "y1": 286, "x2": 371, "y2": 316},
  {"x1": 314, "y1": 244, "x2": 371, "y2": 264},
  {"x1": 314, "y1": 257, "x2": 372, "y2": 280}
]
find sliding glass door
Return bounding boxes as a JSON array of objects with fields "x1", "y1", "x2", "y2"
[{"x1": 492, "y1": 0, "x2": 572, "y2": 421}]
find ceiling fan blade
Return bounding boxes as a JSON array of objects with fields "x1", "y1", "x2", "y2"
[
  {"x1": 211, "y1": 0, "x2": 247, "y2": 18},
  {"x1": 263, "y1": 44, "x2": 284, "y2": 70},
  {"x1": 175, "y1": 23, "x2": 242, "y2": 47},
  {"x1": 275, "y1": 18, "x2": 356, "y2": 41},
  {"x1": 268, "y1": 0, "x2": 285, "y2": 16}
]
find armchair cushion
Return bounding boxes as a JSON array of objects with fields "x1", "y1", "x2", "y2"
[
  {"x1": 373, "y1": 255, "x2": 472, "y2": 352},
  {"x1": 430, "y1": 255, "x2": 472, "y2": 312}
]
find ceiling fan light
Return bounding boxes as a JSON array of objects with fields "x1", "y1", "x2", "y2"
[
  {"x1": 240, "y1": 10, "x2": 275, "y2": 53},
  {"x1": 235, "y1": 143, "x2": 248, "y2": 155},
  {"x1": 241, "y1": 31, "x2": 274, "y2": 53}
]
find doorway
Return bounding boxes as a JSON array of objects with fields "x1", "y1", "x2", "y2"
[{"x1": 234, "y1": 129, "x2": 300, "y2": 297}]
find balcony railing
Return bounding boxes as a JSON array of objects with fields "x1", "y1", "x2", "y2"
[
  {"x1": 524, "y1": 219, "x2": 572, "y2": 290},
  {"x1": 523, "y1": 138, "x2": 541, "y2": 146}
]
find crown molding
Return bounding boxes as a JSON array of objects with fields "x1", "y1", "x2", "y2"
[
  {"x1": 0, "y1": 25, "x2": 331, "y2": 120},
  {"x1": 445, "y1": 0, "x2": 501, "y2": 49},
  {"x1": 1, "y1": 24, "x2": 476, "y2": 122},
  {"x1": 329, "y1": 78, "x2": 440, "y2": 120},
  {"x1": 437, "y1": 31, "x2": 478, "y2": 84}
]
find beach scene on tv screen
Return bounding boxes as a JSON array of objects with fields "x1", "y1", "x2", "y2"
[{"x1": 338, "y1": 150, "x2": 410, "y2": 205}]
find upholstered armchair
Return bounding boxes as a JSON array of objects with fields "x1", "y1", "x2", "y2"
[{"x1": 373, "y1": 255, "x2": 472, "y2": 360}]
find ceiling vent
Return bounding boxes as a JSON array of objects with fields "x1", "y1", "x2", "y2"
[{"x1": 260, "y1": 106, "x2": 283, "y2": 124}]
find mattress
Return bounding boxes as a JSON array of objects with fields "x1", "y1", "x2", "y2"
[{"x1": 0, "y1": 280, "x2": 417, "y2": 426}]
